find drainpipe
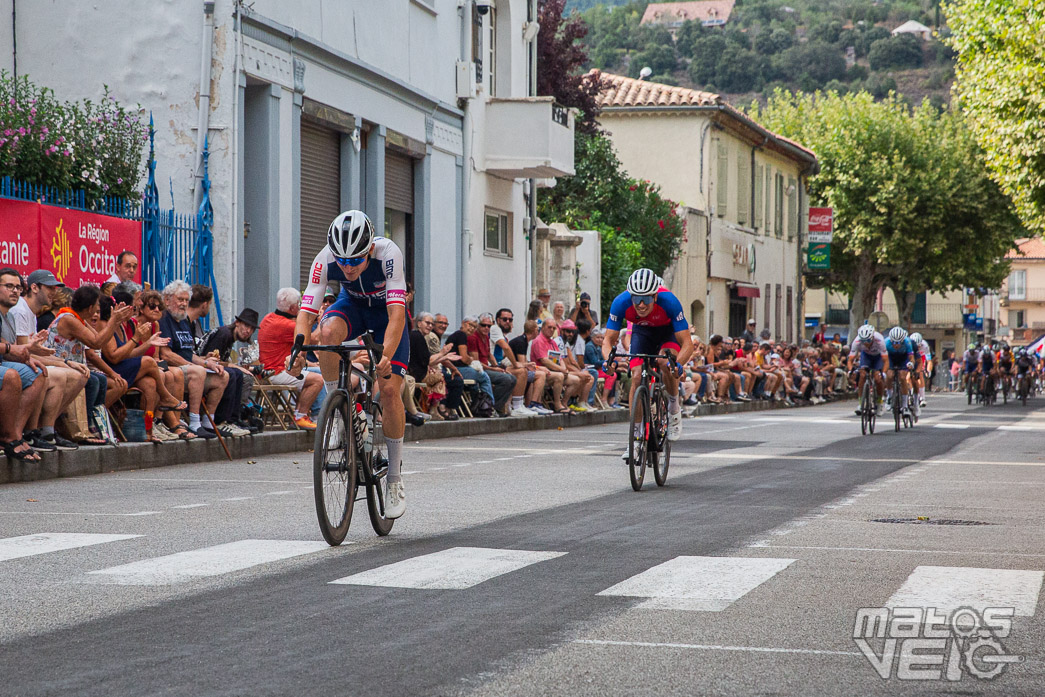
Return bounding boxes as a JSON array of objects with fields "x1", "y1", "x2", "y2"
[
  {"x1": 229, "y1": 1, "x2": 242, "y2": 314},
  {"x1": 192, "y1": 0, "x2": 216, "y2": 207},
  {"x1": 527, "y1": 0, "x2": 538, "y2": 300},
  {"x1": 458, "y1": 0, "x2": 473, "y2": 322}
]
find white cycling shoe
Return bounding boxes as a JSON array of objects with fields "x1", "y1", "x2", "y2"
[
  {"x1": 384, "y1": 480, "x2": 406, "y2": 519},
  {"x1": 667, "y1": 410, "x2": 682, "y2": 442}
]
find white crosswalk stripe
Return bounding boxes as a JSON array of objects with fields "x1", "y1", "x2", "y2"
[
  {"x1": 330, "y1": 546, "x2": 567, "y2": 590},
  {"x1": 886, "y1": 565, "x2": 1045, "y2": 616},
  {"x1": 598, "y1": 556, "x2": 796, "y2": 611},
  {"x1": 87, "y1": 539, "x2": 329, "y2": 585},
  {"x1": 0, "y1": 533, "x2": 142, "y2": 562}
]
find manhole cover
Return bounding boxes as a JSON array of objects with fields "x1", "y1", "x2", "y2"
[{"x1": 871, "y1": 518, "x2": 995, "y2": 526}]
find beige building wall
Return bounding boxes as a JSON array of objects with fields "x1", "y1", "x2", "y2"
[
  {"x1": 601, "y1": 111, "x2": 807, "y2": 342},
  {"x1": 1001, "y1": 256, "x2": 1045, "y2": 342}
]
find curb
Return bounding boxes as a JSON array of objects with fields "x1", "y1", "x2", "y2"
[{"x1": 2, "y1": 394, "x2": 854, "y2": 484}]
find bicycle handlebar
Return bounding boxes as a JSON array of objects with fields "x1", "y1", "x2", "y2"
[{"x1": 290, "y1": 332, "x2": 384, "y2": 369}]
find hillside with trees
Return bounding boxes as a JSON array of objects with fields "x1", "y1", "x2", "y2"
[{"x1": 571, "y1": 0, "x2": 955, "y2": 108}]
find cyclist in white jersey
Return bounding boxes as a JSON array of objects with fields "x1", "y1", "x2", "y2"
[
  {"x1": 847, "y1": 324, "x2": 886, "y2": 415},
  {"x1": 294, "y1": 210, "x2": 409, "y2": 519}
]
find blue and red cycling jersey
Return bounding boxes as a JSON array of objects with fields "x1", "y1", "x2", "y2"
[{"x1": 605, "y1": 287, "x2": 688, "y2": 333}]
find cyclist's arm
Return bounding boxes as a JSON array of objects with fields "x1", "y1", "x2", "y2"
[
  {"x1": 672, "y1": 328, "x2": 695, "y2": 367},
  {"x1": 381, "y1": 304, "x2": 406, "y2": 366},
  {"x1": 602, "y1": 329, "x2": 621, "y2": 360},
  {"x1": 295, "y1": 249, "x2": 331, "y2": 346}
]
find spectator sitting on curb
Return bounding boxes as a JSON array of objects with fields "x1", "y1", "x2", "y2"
[
  {"x1": 551, "y1": 301, "x2": 567, "y2": 327},
  {"x1": 529, "y1": 318, "x2": 581, "y2": 415},
  {"x1": 429, "y1": 313, "x2": 450, "y2": 353},
  {"x1": 580, "y1": 322, "x2": 606, "y2": 406},
  {"x1": 491, "y1": 307, "x2": 547, "y2": 416},
  {"x1": 10, "y1": 269, "x2": 97, "y2": 450},
  {"x1": 470, "y1": 312, "x2": 523, "y2": 416},
  {"x1": 408, "y1": 313, "x2": 456, "y2": 421},
  {"x1": 569, "y1": 291, "x2": 599, "y2": 328},
  {"x1": 259, "y1": 287, "x2": 325, "y2": 430},
  {"x1": 526, "y1": 299, "x2": 545, "y2": 328},
  {"x1": 159, "y1": 280, "x2": 230, "y2": 438},
  {"x1": 556, "y1": 319, "x2": 595, "y2": 412},
  {"x1": 508, "y1": 319, "x2": 552, "y2": 415},
  {"x1": 199, "y1": 308, "x2": 261, "y2": 434},
  {"x1": 447, "y1": 316, "x2": 497, "y2": 417},
  {"x1": 188, "y1": 284, "x2": 249, "y2": 435},
  {"x1": 422, "y1": 312, "x2": 464, "y2": 420},
  {"x1": 0, "y1": 267, "x2": 49, "y2": 461}
]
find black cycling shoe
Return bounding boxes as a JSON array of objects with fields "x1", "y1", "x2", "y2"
[{"x1": 25, "y1": 430, "x2": 57, "y2": 452}]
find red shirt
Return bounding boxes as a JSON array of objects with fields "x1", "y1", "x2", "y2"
[
  {"x1": 467, "y1": 331, "x2": 494, "y2": 367},
  {"x1": 258, "y1": 310, "x2": 296, "y2": 372},
  {"x1": 530, "y1": 332, "x2": 558, "y2": 363}
]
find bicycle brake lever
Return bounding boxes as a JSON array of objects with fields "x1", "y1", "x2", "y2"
[{"x1": 290, "y1": 334, "x2": 304, "y2": 367}]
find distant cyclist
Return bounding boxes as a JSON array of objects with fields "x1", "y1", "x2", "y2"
[
  {"x1": 602, "y1": 269, "x2": 694, "y2": 448},
  {"x1": 884, "y1": 326, "x2": 916, "y2": 417},
  {"x1": 847, "y1": 323, "x2": 886, "y2": 415},
  {"x1": 962, "y1": 342, "x2": 980, "y2": 391},
  {"x1": 909, "y1": 332, "x2": 931, "y2": 409},
  {"x1": 294, "y1": 210, "x2": 409, "y2": 519}
]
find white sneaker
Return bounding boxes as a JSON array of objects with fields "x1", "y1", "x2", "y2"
[
  {"x1": 667, "y1": 410, "x2": 682, "y2": 441},
  {"x1": 528, "y1": 403, "x2": 553, "y2": 415},
  {"x1": 510, "y1": 405, "x2": 537, "y2": 417},
  {"x1": 384, "y1": 480, "x2": 406, "y2": 519},
  {"x1": 919, "y1": 398, "x2": 927, "y2": 408}
]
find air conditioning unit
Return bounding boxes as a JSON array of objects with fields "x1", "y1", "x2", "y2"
[{"x1": 456, "y1": 61, "x2": 476, "y2": 99}]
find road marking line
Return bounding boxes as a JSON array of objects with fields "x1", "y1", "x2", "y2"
[
  {"x1": 573, "y1": 639, "x2": 861, "y2": 657},
  {"x1": 172, "y1": 504, "x2": 209, "y2": 509},
  {"x1": 0, "y1": 533, "x2": 142, "y2": 562},
  {"x1": 934, "y1": 423, "x2": 970, "y2": 429},
  {"x1": 125, "y1": 511, "x2": 161, "y2": 516},
  {"x1": 999, "y1": 426, "x2": 1035, "y2": 431},
  {"x1": 598, "y1": 556, "x2": 796, "y2": 611},
  {"x1": 221, "y1": 497, "x2": 255, "y2": 501},
  {"x1": 887, "y1": 566, "x2": 1044, "y2": 616},
  {"x1": 749, "y1": 544, "x2": 1045, "y2": 558},
  {"x1": 88, "y1": 539, "x2": 330, "y2": 585},
  {"x1": 265, "y1": 490, "x2": 295, "y2": 496},
  {"x1": 330, "y1": 546, "x2": 566, "y2": 590}
]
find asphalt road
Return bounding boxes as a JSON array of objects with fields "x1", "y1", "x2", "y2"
[{"x1": 3, "y1": 393, "x2": 1045, "y2": 696}]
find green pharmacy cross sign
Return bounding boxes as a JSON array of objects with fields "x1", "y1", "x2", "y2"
[{"x1": 807, "y1": 242, "x2": 830, "y2": 270}]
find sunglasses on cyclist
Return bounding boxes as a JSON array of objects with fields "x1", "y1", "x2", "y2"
[
  {"x1": 631, "y1": 295, "x2": 656, "y2": 306},
  {"x1": 334, "y1": 255, "x2": 367, "y2": 267}
]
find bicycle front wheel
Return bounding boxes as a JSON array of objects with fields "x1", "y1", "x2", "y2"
[
  {"x1": 361, "y1": 401, "x2": 395, "y2": 536},
  {"x1": 313, "y1": 390, "x2": 357, "y2": 546},
  {"x1": 652, "y1": 387, "x2": 670, "y2": 487},
  {"x1": 628, "y1": 385, "x2": 649, "y2": 491}
]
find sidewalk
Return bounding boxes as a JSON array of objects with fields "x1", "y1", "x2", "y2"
[{"x1": 1, "y1": 394, "x2": 852, "y2": 484}]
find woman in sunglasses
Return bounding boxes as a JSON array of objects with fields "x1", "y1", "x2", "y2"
[{"x1": 294, "y1": 210, "x2": 410, "y2": 520}]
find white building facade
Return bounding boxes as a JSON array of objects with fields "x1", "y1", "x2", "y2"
[{"x1": 0, "y1": 0, "x2": 573, "y2": 322}]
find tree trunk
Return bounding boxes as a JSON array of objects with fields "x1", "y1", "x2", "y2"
[
  {"x1": 848, "y1": 256, "x2": 880, "y2": 342},
  {"x1": 892, "y1": 287, "x2": 918, "y2": 329}
]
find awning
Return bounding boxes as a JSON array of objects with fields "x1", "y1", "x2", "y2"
[{"x1": 734, "y1": 282, "x2": 760, "y2": 298}]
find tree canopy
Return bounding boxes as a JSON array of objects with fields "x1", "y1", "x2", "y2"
[
  {"x1": 943, "y1": 0, "x2": 1045, "y2": 235},
  {"x1": 749, "y1": 90, "x2": 1022, "y2": 333}
]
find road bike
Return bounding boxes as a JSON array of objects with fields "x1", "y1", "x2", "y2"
[
  {"x1": 291, "y1": 333, "x2": 395, "y2": 545},
  {"x1": 1001, "y1": 373, "x2": 1011, "y2": 404},
  {"x1": 1017, "y1": 371, "x2": 1031, "y2": 407},
  {"x1": 979, "y1": 372, "x2": 997, "y2": 406},
  {"x1": 966, "y1": 371, "x2": 977, "y2": 405},
  {"x1": 611, "y1": 351, "x2": 675, "y2": 491},
  {"x1": 889, "y1": 368, "x2": 914, "y2": 431},
  {"x1": 857, "y1": 367, "x2": 877, "y2": 436}
]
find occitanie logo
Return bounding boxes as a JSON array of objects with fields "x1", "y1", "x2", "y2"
[{"x1": 49, "y1": 218, "x2": 72, "y2": 283}]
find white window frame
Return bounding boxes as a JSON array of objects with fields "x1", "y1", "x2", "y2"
[
  {"x1": 484, "y1": 209, "x2": 511, "y2": 258},
  {"x1": 1009, "y1": 269, "x2": 1027, "y2": 300}
]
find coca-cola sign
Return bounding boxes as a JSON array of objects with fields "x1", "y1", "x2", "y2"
[{"x1": 808, "y1": 206, "x2": 833, "y2": 243}]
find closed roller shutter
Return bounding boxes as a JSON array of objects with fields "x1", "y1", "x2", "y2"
[
  {"x1": 300, "y1": 120, "x2": 341, "y2": 287},
  {"x1": 385, "y1": 151, "x2": 414, "y2": 213}
]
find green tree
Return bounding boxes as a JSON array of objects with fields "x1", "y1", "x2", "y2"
[
  {"x1": 867, "y1": 34, "x2": 923, "y2": 70},
  {"x1": 749, "y1": 90, "x2": 1022, "y2": 337},
  {"x1": 628, "y1": 43, "x2": 678, "y2": 78},
  {"x1": 773, "y1": 41, "x2": 846, "y2": 86},
  {"x1": 943, "y1": 0, "x2": 1045, "y2": 235},
  {"x1": 688, "y1": 34, "x2": 729, "y2": 85}
]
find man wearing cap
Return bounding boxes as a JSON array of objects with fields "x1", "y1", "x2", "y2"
[
  {"x1": 199, "y1": 309, "x2": 260, "y2": 434},
  {"x1": 741, "y1": 318, "x2": 757, "y2": 344},
  {"x1": 536, "y1": 289, "x2": 553, "y2": 321},
  {"x1": 569, "y1": 291, "x2": 599, "y2": 328},
  {"x1": 107, "y1": 251, "x2": 139, "y2": 285}
]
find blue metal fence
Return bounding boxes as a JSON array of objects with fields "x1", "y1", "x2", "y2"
[{"x1": 0, "y1": 114, "x2": 221, "y2": 330}]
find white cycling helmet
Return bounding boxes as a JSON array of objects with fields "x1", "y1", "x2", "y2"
[
  {"x1": 888, "y1": 326, "x2": 908, "y2": 343},
  {"x1": 627, "y1": 268, "x2": 660, "y2": 296},
  {"x1": 909, "y1": 332, "x2": 923, "y2": 345},
  {"x1": 856, "y1": 324, "x2": 875, "y2": 341},
  {"x1": 327, "y1": 210, "x2": 374, "y2": 259}
]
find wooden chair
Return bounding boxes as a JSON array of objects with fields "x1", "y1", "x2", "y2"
[
  {"x1": 458, "y1": 379, "x2": 477, "y2": 418},
  {"x1": 252, "y1": 377, "x2": 300, "y2": 430}
]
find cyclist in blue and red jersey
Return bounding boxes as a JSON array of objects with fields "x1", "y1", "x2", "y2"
[{"x1": 602, "y1": 268, "x2": 695, "y2": 443}]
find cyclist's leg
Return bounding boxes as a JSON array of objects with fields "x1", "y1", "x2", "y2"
[
  {"x1": 362, "y1": 306, "x2": 409, "y2": 484},
  {"x1": 316, "y1": 294, "x2": 358, "y2": 392}
]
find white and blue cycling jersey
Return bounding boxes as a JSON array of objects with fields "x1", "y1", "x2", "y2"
[{"x1": 885, "y1": 337, "x2": 915, "y2": 368}]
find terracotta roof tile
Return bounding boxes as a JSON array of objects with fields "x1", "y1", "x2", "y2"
[
  {"x1": 641, "y1": 0, "x2": 736, "y2": 26},
  {"x1": 593, "y1": 71, "x2": 722, "y2": 108},
  {"x1": 1007, "y1": 238, "x2": 1045, "y2": 260}
]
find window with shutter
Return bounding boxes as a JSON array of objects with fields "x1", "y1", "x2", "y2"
[
  {"x1": 385, "y1": 152, "x2": 414, "y2": 213},
  {"x1": 787, "y1": 176, "x2": 798, "y2": 241},
  {"x1": 737, "y1": 152, "x2": 749, "y2": 226},
  {"x1": 753, "y1": 162, "x2": 764, "y2": 232},
  {"x1": 300, "y1": 120, "x2": 342, "y2": 288},
  {"x1": 716, "y1": 141, "x2": 729, "y2": 217},
  {"x1": 763, "y1": 167, "x2": 772, "y2": 236},
  {"x1": 774, "y1": 173, "x2": 784, "y2": 238}
]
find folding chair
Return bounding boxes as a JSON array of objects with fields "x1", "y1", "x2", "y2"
[
  {"x1": 594, "y1": 377, "x2": 610, "y2": 410},
  {"x1": 252, "y1": 377, "x2": 300, "y2": 430},
  {"x1": 459, "y1": 379, "x2": 477, "y2": 418}
]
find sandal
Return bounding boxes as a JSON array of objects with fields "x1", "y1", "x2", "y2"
[
  {"x1": 555, "y1": 407, "x2": 571, "y2": 415},
  {"x1": 158, "y1": 399, "x2": 188, "y2": 412},
  {"x1": 75, "y1": 436, "x2": 108, "y2": 446},
  {"x1": 3, "y1": 439, "x2": 40, "y2": 462},
  {"x1": 170, "y1": 425, "x2": 197, "y2": 440}
]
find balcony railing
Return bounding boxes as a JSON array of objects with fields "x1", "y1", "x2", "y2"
[
  {"x1": 1004, "y1": 287, "x2": 1045, "y2": 303},
  {"x1": 878, "y1": 303, "x2": 963, "y2": 326},
  {"x1": 484, "y1": 97, "x2": 575, "y2": 179}
]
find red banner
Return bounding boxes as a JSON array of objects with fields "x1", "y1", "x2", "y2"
[
  {"x1": 0, "y1": 198, "x2": 141, "y2": 286},
  {"x1": 0, "y1": 199, "x2": 42, "y2": 271}
]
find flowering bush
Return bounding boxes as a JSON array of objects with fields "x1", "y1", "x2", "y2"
[{"x1": 0, "y1": 72, "x2": 147, "y2": 204}]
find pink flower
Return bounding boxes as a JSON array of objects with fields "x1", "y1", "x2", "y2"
[
  {"x1": 62, "y1": 149, "x2": 70, "y2": 156},
  {"x1": 17, "y1": 127, "x2": 25, "y2": 136},
  {"x1": 658, "y1": 220, "x2": 665, "y2": 230},
  {"x1": 41, "y1": 127, "x2": 48, "y2": 135},
  {"x1": 4, "y1": 130, "x2": 11, "y2": 137}
]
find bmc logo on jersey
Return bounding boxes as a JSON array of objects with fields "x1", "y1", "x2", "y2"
[
  {"x1": 384, "y1": 259, "x2": 394, "y2": 279},
  {"x1": 311, "y1": 263, "x2": 322, "y2": 285},
  {"x1": 302, "y1": 294, "x2": 314, "y2": 306},
  {"x1": 676, "y1": 311, "x2": 685, "y2": 323}
]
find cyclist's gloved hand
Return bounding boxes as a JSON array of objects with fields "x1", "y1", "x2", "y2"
[
  {"x1": 675, "y1": 361, "x2": 685, "y2": 378},
  {"x1": 906, "y1": 362, "x2": 914, "y2": 371}
]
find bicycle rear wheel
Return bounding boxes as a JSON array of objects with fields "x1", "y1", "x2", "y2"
[
  {"x1": 313, "y1": 390, "x2": 356, "y2": 546},
  {"x1": 892, "y1": 384, "x2": 901, "y2": 433},
  {"x1": 628, "y1": 385, "x2": 649, "y2": 491},
  {"x1": 860, "y1": 380, "x2": 871, "y2": 436},
  {"x1": 361, "y1": 401, "x2": 395, "y2": 536},
  {"x1": 652, "y1": 387, "x2": 670, "y2": 487}
]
